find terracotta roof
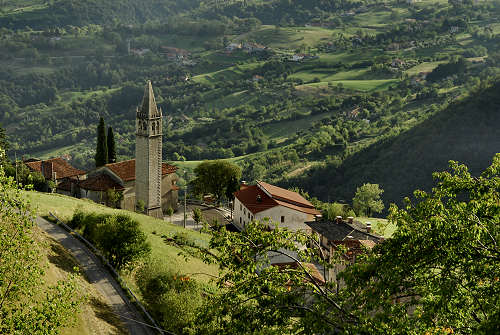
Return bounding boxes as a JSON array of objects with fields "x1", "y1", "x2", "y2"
[
  {"x1": 234, "y1": 185, "x2": 278, "y2": 214},
  {"x1": 79, "y1": 174, "x2": 124, "y2": 192},
  {"x1": 234, "y1": 183, "x2": 320, "y2": 216},
  {"x1": 257, "y1": 181, "x2": 316, "y2": 209},
  {"x1": 25, "y1": 157, "x2": 85, "y2": 180},
  {"x1": 271, "y1": 262, "x2": 325, "y2": 285},
  {"x1": 104, "y1": 159, "x2": 177, "y2": 182}
]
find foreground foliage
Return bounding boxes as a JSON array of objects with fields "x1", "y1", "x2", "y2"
[
  {"x1": 0, "y1": 152, "x2": 82, "y2": 334},
  {"x1": 188, "y1": 155, "x2": 499, "y2": 334}
]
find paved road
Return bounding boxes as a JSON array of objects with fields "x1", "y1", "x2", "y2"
[{"x1": 37, "y1": 217, "x2": 156, "y2": 335}]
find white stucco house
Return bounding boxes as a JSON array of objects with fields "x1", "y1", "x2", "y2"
[
  {"x1": 233, "y1": 181, "x2": 321, "y2": 267},
  {"x1": 233, "y1": 181, "x2": 321, "y2": 232}
]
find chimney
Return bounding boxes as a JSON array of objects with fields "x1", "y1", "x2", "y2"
[
  {"x1": 335, "y1": 216, "x2": 343, "y2": 224},
  {"x1": 366, "y1": 222, "x2": 372, "y2": 233},
  {"x1": 347, "y1": 216, "x2": 354, "y2": 224}
]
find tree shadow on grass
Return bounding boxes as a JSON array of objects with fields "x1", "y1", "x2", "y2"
[
  {"x1": 47, "y1": 238, "x2": 86, "y2": 278},
  {"x1": 88, "y1": 296, "x2": 128, "y2": 335}
]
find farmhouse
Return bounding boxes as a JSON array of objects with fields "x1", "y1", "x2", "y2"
[
  {"x1": 305, "y1": 216, "x2": 383, "y2": 283},
  {"x1": 233, "y1": 181, "x2": 320, "y2": 232},
  {"x1": 25, "y1": 157, "x2": 85, "y2": 194}
]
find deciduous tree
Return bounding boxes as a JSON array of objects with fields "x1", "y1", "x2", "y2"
[
  {"x1": 190, "y1": 160, "x2": 241, "y2": 204},
  {"x1": 352, "y1": 183, "x2": 384, "y2": 216}
]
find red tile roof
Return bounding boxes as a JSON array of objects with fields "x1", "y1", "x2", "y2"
[
  {"x1": 104, "y1": 159, "x2": 177, "y2": 182},
  {"x1": 25, "y1": 157, "x2": 85, "y2": 180},
  {"x1": 257, "y1": 181, "x2": 314, "y2": 207},
  {"x1": 271, "y1": 262, "x2": 325, "y2": 285},
  {"x1": 234, "y1": 182, "x2": 320, "y2": 216},
  {"x1": 234, "y1": 185, "x2": 278, "y2": 214},
  {"x1": 79, "y1": 174, "x2": 124, "y2": 192}
]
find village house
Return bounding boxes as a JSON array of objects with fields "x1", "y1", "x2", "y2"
[
  {"x1": 305, "y1": 216, "x2": 383, "y2": 285},
  {"x1": 225, "y1": 42, "x2": 242, "y2": 52},
  {"x1": 243, "y1": 42, "x2": 267, "y2": 53},
  {"x1": 130, "y1": 48, "x2": 151, "y2": 57},
  {"x1": 233, "y1": 181, "x2": 320, "y2": 232},
  {"x1": 25, "y1": 157, "x2": 86, "y2": 194},
  {"x1": 291, "y1": 54, "x2": 305, "y2": 62},
  {"x1": 161, "y1": 46, "x2": 190, "y2": 61}
]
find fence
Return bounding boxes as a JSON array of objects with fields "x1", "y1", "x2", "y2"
[{"x1": 48, "y1": 212, "x2": 165, "y2": 335}]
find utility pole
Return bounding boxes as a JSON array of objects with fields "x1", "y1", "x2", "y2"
[
  {"x1": 183, "y1": 170, "x2": 187, "y2": 229},
  {"x1": 14, "y1": 152, "x2": 17, "y2": 184}
]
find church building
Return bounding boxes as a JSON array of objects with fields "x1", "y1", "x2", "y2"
[{"x1": 78, "y1": 81, "x2": 179, "y2": 217}]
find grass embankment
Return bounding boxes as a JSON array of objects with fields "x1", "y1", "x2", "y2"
[
  {"x1": 355, "y1": 217, "x2": 396, "y2": 238},
  {"x1": 37, "y1": 229, "x2": 127, "y2": 335},
  {"x1": 25, "y1": 191, "x2": 219, "y2": 284}
]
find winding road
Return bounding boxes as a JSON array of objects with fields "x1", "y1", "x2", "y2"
[{"x1": 37, "y1": 217, "x2": 157, "y2": 335}]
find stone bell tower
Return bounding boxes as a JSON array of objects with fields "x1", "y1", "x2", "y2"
[{"x1": 135, "y1": 81, "x2": 163, "y2": 218}]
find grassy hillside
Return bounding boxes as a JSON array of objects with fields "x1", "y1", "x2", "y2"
[
  {"x1": 37, "y1": 229, "x2": 127, "y2": 335},
  {"x1": 27, "y1": 191, "x2": 218, "y2": 279},
  {"x1": 288, "y1": 80, "x2": 500, "y2": 207}
]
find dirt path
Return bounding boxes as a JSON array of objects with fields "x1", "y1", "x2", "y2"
[{"x1": 37, "y1": 217, "x2": 157, "y2": 335}]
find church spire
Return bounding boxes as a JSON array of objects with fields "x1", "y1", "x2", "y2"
[{"x1": 138, "y1": 80, "x2": 161, "y2": 119}]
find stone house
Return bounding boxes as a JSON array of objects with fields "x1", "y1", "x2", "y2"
[
  {"x1": 79, "y1": 159, "x2": 179, "y2": 212},
  {"x1": 24, "y1": 157, "x2": 86, "y2": 194},
  {"x1": 305, "y1": 216, "x2": 383, "y2": 285}
]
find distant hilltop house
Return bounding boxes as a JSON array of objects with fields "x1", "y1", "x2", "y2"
[
  {"x1": 25, "y1": 157, "x2": 85, "y2": 193},
  {"x1": 161, "y1": 46, "x2": 191, "y2": 61},
  {"x1": 129, "y1": 48, "x2": 151, "y2": 57},
  {"x1": 243, "y1": 42, "x2": 267, "y2": 54},
  {"x1": 252, "y1": 74, "x2": 264, "y2": 82},
  {"x1": 233, "y1": 181, "x2": 321, "y2": 232},
  {"x1": 290, "y1": 54, "x2": 318, "y2": 62},
  {"x1": 225, "y1": 42, "x2": 242, "y2": 52},
  {"x1": 391, "y1": 58, "x2": 405, "y2": 68},
  {"x1": 305, "y1": 216, "x2": 383, "y2": 283},
  {"x1": 29, "y1": 81, "x2": 179, "y2": 218}
]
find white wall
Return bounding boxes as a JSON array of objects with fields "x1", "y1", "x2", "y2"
[
  {"x1": 233, "y1": 197, "x2": 314, "y2": 233},
  {"x1": 233, "y1": 197, "x2": 256, "y2": 231},
  {"x1": 256, "y1": 206, "x2": 311, "y2": 233}
]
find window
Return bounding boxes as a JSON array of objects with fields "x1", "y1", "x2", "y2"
[
  {"x1": 240, "y1": 204, "x2": 242, "y2": 211},
  {"x1": 281, "y1": 216, "x2": 285, "y2": 223},
  {"x1": 248, "y1": 213, "x2": 250, "y2": 219},
  {"x1": 244, "y1": 208, "x2": 246, "y2": 215},
  {"x1": 240, "y1": 217, "x2": 242, "y2": 224}
]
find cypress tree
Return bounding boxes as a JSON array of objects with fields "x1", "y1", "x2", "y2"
[
  {"x1": 107, "y1": 126, "x2": 116, "y2": 164},
  {"x1": 95, "y1": 117, "x2": 108, "y2": 167}
]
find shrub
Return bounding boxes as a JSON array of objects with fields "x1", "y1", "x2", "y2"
[
  {"x1": 69, "y1": 211, "x2": 151, "y2": 270},
  {"x1": 94, "y1": 214, "x2": 151, "y2": 270},
  {"x1": 136, "y1": 260, "x2": 204, "y2": 334}
]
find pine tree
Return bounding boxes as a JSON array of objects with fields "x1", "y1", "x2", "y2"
[
  {"x1": 95, "y1": 117, "x2": 107, "y2": 167},
  {"x1": 107, "y1": 126, "x2": 116, "y2": 164}
]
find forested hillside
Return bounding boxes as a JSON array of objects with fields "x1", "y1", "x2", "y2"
[
  {"x1": 0, "y1": 0, "x2": 499, "y2": 206},
  {"x1": 286, "y1": 79, "x2": 500, "y2": 206}
]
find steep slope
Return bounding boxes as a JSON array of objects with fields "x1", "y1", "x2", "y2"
[
  {"x1": 0, "y1": 0, "x2": 201, "y2": 29},
  {"x1": 290, "y1": 80, "x2": 500, "y2": 207}
]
